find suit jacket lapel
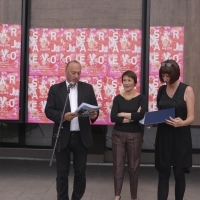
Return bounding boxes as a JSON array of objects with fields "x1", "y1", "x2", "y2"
[
  {"x1": 60, "y1": 81, "x2": 71, "y2": 112},
  {"x1": 78, "y1": 82, "x2": 85, "y2": 106}
]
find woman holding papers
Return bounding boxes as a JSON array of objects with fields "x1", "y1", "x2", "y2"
[
  {"x1": 155, "y1": 59, "x2": 195, "y2": 200},
  {"x1": 111, "y1": 70, "x2": 147, "y2": 200}
]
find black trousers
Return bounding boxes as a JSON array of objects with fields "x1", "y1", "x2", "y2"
[{"x1": 56, "y1": 131, "x2": 88, "y2": 200}]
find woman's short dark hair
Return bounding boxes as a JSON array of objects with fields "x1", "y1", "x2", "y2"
[
  {"x1": 121, "y1": 70, "x2": 137, "y2": 85},
  {"x1": 159, "y1": 59, "x2": 180, "y2": 84}
]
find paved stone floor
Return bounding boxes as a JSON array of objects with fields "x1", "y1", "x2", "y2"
[{"x1": 0, "y1": 159, "x2": 199, "y2": 200}]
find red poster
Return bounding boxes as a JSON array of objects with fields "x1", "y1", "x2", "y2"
[
  {"x1": 59, "y1": 29, "x2": 76, "y2": 76},
  {"x1": 89, "y1": 77, "x2": 107, "y2": 124},
  {"x1": 28, "y1": 28, "x2": 142, "y2": 124},
  {"x1": 76, "y1": 29, "x2": 108, "y2": 76},
  {"x1": 102, "y1": 76, "x2": 120, "y2": 124},
  {"x1": 108, "y1": 29, "x2": 141, "y2": 77},
  {"x1": 149, "y1": 27, "x2": 184, "y2": 111},
  {"x1": 27, "y1": 76, "x2": 59, "y2": 123},
  {"x1": 0, "y1": 72, "x2": 20, "y2": 119},
  {"x1": 0, "y1": 24, "x2": 21, "y2": 72},
  {"x1": 29, "y1": 29, "x2": 61, "y2": 76},
  {"x1": 80, "y1": 76, "x2": 108, "y2": 124},
  {"x1": 0, "y1": 24, "x2": 21, "y2": 120}
]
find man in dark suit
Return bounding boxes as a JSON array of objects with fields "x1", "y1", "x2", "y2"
[{"x1": 45, "y1": 60, "x2": 99, "y2": 200}]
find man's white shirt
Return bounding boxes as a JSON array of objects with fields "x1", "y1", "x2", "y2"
[{"x1": 66, "y1": 81, "x2": 80, "y2": 131}]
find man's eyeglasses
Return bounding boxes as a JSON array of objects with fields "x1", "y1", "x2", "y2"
[{"x1": 161, "y1": 62, "x2": 172, "y2": 67}]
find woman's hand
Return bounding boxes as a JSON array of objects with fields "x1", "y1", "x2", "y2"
[
  {"x1": 118, "y1": 112, "x2": 133, "y2": 122},
  {"x1": 117, "y1": 112, "x2": 126, "y2": 117},
  {"x1": 137, "y1": 106, "x2": 141, "y2": 112},
  {"x1": 122, "y1": 118, "x2": 133, "y2": 123},
  {"x1": 165, "y1": 117, "x2": 185, "y2": 127}
]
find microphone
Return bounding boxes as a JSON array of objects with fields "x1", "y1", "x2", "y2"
[{"x1": 68, "y1": 82, "x2": 75, "y2": 89}]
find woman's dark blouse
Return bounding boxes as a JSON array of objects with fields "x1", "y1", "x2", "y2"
[{"x1": 111, "y1": 94, "x2": 147, "y2": 133}]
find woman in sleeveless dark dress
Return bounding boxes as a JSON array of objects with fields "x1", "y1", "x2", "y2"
[{"x1": 155, "y1": 60, "x2": 195, "y2": 200}]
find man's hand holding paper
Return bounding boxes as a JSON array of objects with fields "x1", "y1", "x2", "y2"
[
  {"x1": 88, "y1": 111, "x2": 98, "y2": 120},
  {"x1": 74, "y1": 102, "x2": 101, "y2": 117},
  {"x1": 64, "y1": 112, "x2": 79, "y2": 121}
]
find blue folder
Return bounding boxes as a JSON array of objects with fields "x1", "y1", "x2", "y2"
[{"x1": 139, "y1": 108, "x2": 175, "y2": 125}]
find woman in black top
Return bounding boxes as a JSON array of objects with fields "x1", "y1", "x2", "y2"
[
  {"x1": 155, "y1": 59, "x2": 195, "y2": 200},
  {"x1": 111, "y1": 70, "x2": 147, "y2": 200}
]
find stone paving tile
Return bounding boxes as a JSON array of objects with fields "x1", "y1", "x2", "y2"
[{"x1": 0, "y1": 159, "x2": 199, "y2": 200}]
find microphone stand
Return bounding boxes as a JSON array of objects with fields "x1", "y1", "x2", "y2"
[{"x1": 49, "y1": 84, "x2": 71, "y2": 200}]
